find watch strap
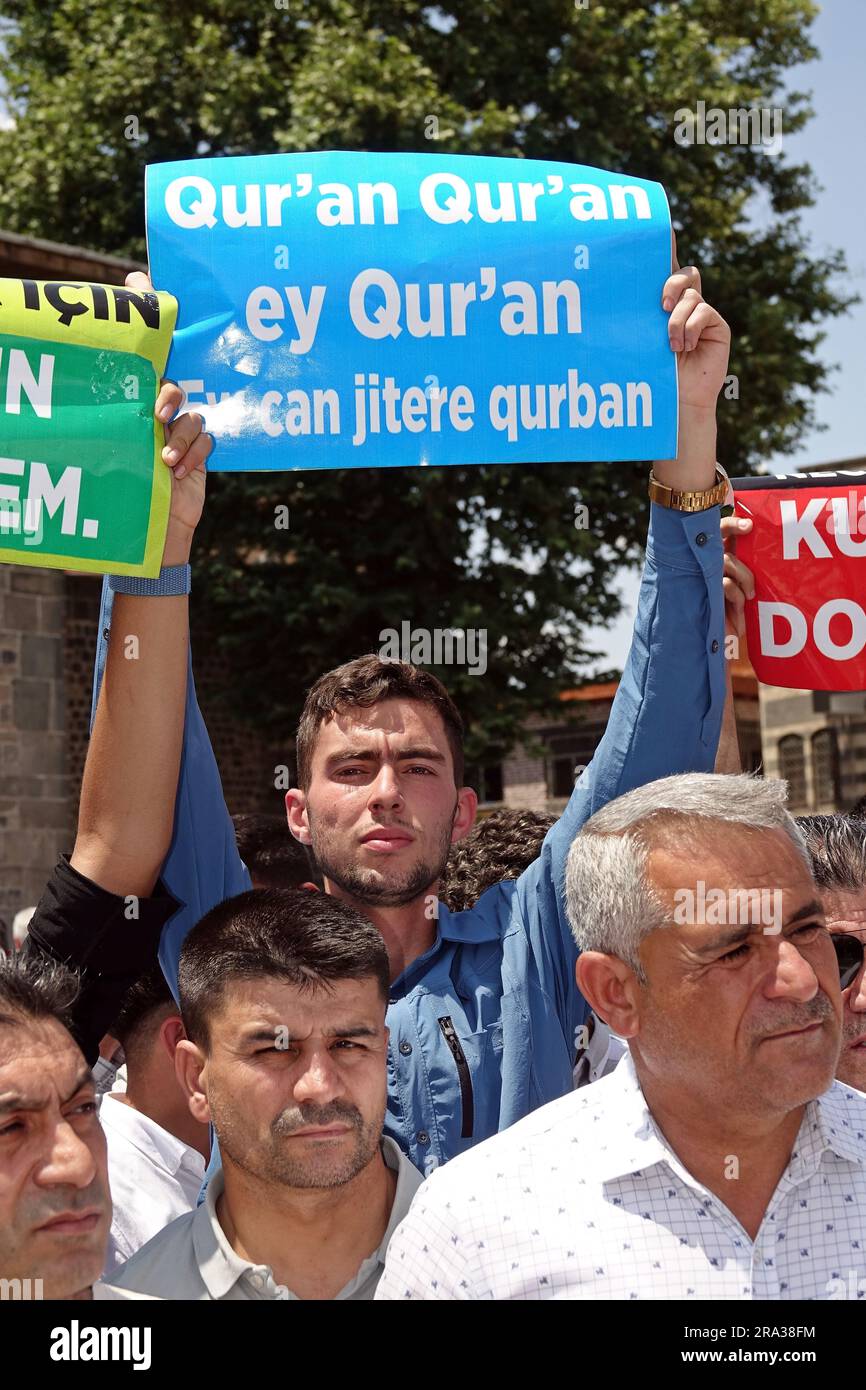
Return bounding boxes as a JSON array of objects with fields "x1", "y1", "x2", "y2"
[
  {"x1": 648, "y1": 466, "x2": 729, "y2": 513},
  {"x1": 109, "y1": 564, "x2": 191, "y2": 596}
]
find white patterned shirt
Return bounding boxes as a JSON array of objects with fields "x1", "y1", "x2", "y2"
[{"x1": 376, "y1": 1053, "x2": 866, "y2": 1300}]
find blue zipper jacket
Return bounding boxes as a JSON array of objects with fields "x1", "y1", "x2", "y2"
[{"x1": 92, "y1": 502, "x2": 724, "y2": 1172}]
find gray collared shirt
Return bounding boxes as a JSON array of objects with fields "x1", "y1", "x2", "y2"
[{"x1": 104, "y1": 1137, "x2": 422, "y2": 1301}]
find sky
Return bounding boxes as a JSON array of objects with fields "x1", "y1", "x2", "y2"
[{"x1": 589, "y1": 0, "x2": 866, "y2": 670}]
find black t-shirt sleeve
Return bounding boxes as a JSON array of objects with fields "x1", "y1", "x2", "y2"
[{"x1": 20, "y1": 856, "x2": 181, "y2": 1066}]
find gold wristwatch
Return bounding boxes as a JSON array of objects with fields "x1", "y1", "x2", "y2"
[{"x1": 648, "y1": 465, "x2": 729, "y2": 513}]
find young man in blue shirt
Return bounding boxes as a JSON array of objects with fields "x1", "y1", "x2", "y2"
[{"x1": 94, "y1": 255, "x2": 743, "y2": 1172}]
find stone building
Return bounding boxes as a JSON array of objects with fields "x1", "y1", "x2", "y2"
[{"x1": 477, "y1": 643, "x2": 762, "y2": 819}]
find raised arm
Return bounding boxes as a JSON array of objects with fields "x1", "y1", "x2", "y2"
[
  {"x1": 87, "y1": 277, "x2": 251, "y2": 988},
  {"x1": 21, "y1": 313, "x2": 211, "y2": 1059},
  {"x1": 514, "y1": 254, "x2": 740, "y2": 1035},
  {"x1": 71, "y1": 376, "x2": 208, "y2": 896}
]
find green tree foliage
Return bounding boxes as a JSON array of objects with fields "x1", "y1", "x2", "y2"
[{"x1": 0, "y1": 0, "x2": 854, "y2": 756}]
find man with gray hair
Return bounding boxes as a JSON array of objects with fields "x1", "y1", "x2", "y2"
[
  {"x1": 797, "y1": 814, "x2": 866, "y2": 1093},
  {"x1": 377, "y1": 773, "x2": 866, "y2": 1300}
]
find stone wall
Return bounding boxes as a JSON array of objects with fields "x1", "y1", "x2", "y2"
[
  {"x1": 502, "y1": 742, "x2": 549, "y2": 812},
  {"x1": 187, "y1": 642, "x2": 292, "y2": 819},
  {"x1": 63, "y1": 574, "x2": 291, "y2": 827},
  {"x1": 0, "y1": 565, "x2": 72, "y2": 937},
  {"x1": 1, "y1": 568, "x2": 294, "y2": 945}
]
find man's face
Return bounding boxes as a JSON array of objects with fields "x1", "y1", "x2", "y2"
[
  {"x1": 289, "y1": 698, "x2": 475, "y2": 908},
  {"x1": 822, "y1": 887, "x2": 866, "y2": 1091},
  {"x1": 197, "y1": 975, "x2": 389, "y2": 1190},
  {"x1": 0, "y1": 1018, "x2": 111, "y2": 1298},
  {"x1": 632, "y1": 827, "x2": 842, "y2": 1119}
]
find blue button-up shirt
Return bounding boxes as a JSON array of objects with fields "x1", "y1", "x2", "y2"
[{"x1": 92, "y1": 503, "x2": 724, "y2": 1173}]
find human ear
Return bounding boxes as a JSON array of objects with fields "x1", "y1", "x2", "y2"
[{"x1": 576, "y1": 952, "x2": 642, "y2": 1039}]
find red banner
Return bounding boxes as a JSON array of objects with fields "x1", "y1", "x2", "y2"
[{"x1": 733, "y1": 474, "x2": 866, "y2": 691}]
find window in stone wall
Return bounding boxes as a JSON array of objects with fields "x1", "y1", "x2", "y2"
[
  {"x1": 811, "y1": 728, "x2": 839, "y2": 807},
  {"x1": 778, "y1": 734, "x2": 807, "y2": 809},
  {"x1": 545, "y1": 724, "x2": 608, "y2": 799},
  {"x1": 549, "y1": 755, "x2": 577, "y2": 799},
  {"x1": 465, "y1": 761, "x2": 504, "y2": 806}
]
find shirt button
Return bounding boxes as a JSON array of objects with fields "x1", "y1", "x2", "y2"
[
  {"x1": 417, "y1": 1130, "x2": 430, "y2": 1146},
  {"x1": 102, "y1": 627, "x2": 111, "y2": 641},
  {"x1": 399, "y1": 1040, "x2": 412, "y2": 1055},
  {"x1": 695, "y1": 532, "x2": 708, "y2": 546},
  {"x1": 711, "y1": 639, "x2": 720, "y2": 653}
]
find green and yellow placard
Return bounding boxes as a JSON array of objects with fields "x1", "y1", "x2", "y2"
[{"x1": 0, "y1": 278, "x2": 177, "y2": 575}]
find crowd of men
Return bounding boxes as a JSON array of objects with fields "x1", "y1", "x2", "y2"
[{"x1": 1, "y1": 260, "x2": 864, "y2": 1302}]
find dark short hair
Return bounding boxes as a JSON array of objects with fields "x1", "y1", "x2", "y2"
[
  {"x1": 295, "y1": 654, "x2": 465, "y2": 791},
  {"x1": 112, "y1": 967, "x2": 176, "y2": 1058},
  {"x1": 442, "y1": 808, "x2": 556, "y2": 911},
  {"x1": 232, "y1": 813, "x2": 321, "y2": 890},
  {"x1": 797, "y1": 814, "x2": 866, "y2": 893},
  {"x1": 0, "y1": 952, "x2": 79, "y2": 1034},
  {"x1": 178, "y1": 888, "x2": 390, "y2": 1051}
]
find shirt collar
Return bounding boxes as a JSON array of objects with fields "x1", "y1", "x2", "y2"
[
  {"x1": 789, "y1": 1082, "x2": 866, "y2": 1176},
  {"x1": 194, "y1": 1169, "x2": 253, "y2": 1300},
  {"x1": 335, "y1": 1137, "x2": 424, "y2": 1299},
  {"x1": 389, "y1": 897, "x2": 503, "y2": 995},
  {"x1": 99, "y1": 1094, "x2": 206, "y2": 1181},
  {"x1": 377, "y1": 1136, "x2": 424, "y2": 1248},
  {"x1": 580, "y1": 1053, "x2": 866, "y2": 1185},
  {"x1": 573, "y1": 1050, "x2": 671, "y2": 1183},
  {"x1": 436, "y1": 889, "x2": 508, "y2": 945},
  {"x1": 193, "y1": 1138, "x2": 424, "y2": 1301}
]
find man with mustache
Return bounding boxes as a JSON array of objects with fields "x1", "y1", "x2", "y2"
[
  {"x1": 798, "y1": 814, "x2": 866, "y2": 1093},
  {"x1": 378, "y1": 773, "x2": 866, "y2": 1300},
  {"x1": 106, "y1": 887, "x2": 422, "y2": 1300}
]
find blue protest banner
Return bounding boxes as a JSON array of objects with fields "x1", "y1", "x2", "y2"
[{"x1": 145, "y1": 152, "x2": 677, "y2": 472}]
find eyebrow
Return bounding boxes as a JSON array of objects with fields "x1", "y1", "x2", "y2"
[
  {"x1": 787, "y1": 900, "x2": 825, "y2": 928},
  {"x1": 693, "y1": 899, "x2": 825, "y2": 956},
  {"x1": 324, "y1": 745, "x2": 446, "y2": 770},
  {"x1": 693, "y1": 924, "x2": 752, "y2": 957},
  {"x1": 0, "y1": 1066, "x2": 94, "y2": 1117},
  {"x1": 241, "y1": 1024, "x2": 379, "y2": 1046}
]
